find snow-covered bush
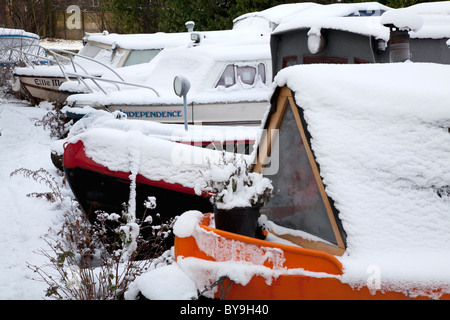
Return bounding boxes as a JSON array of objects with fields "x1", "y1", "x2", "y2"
[
  {"x1": 10, "y1": 167, "x2": 63, "y2": 203},
  {"x1": 202, "y1": 152, "x2": 274, "y2": 210},
  {"x1": 29, "y1": 197, "x2": 175, "y2": 300},
  {"x1": 18, "y1": 166, "x2": 172, "y2": 299},
  {"x1": 34, "y1": 105, "x2": 73, "y2": 140}
]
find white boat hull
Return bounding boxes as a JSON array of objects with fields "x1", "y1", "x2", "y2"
[
  {"x1": 106, "y1": 101, "x2": 268, "y2": 126},
  {"x1": 15, "y1": 75, "x2": 70, "y2": 104}
]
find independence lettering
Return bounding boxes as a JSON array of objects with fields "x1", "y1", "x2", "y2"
[{"x1": 120, "y1": 110, "x2": 183, "y2": 119}]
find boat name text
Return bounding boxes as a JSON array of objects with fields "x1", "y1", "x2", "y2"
[
  {"x1": 119, "y1": 109, "x2": 183, "y2": 119},
  {"x1": 34, "y1": 78, "x2": 63, "y2": 87}
]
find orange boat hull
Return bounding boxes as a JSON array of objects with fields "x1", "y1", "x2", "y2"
[{"x1": 174, "y1": 214, "x2": 450, "y2": 300}]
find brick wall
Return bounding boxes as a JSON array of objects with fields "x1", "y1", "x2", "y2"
[{"x1": 53, "y1": 9, "x2": 107, "y2": 40}]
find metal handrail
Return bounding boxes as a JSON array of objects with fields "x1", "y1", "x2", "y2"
[
  {"x1": 47, "y1": 48, "x2": 125, "y2": 82},
  {"x1": 6, "y1": 46, "x2": 91, "y2": 85},
  {"x1": 64, "y1": 72, "x2": 160, "y2": 97},
  {"x1": 7, "y1": 45, "x2": 159, "y2": 97},
  {"x1": 1, "y1": 44, "x2": 47, "y2": 68},
  {"x1": 46, "y1": 49, "x2": 92, "y2": 83}
]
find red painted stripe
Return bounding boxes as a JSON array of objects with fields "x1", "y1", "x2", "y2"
[{"x1": 63, "y1": 140, "x2": 209, "y2": 197}]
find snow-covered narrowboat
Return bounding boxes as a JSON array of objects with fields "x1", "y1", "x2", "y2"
[
  {"x1": 63, "y1": 109, "x2": 259, "y2": 227},
  {"x1": 167, "y1": 61, "x2": 450, "y2": 300},
  {"x1": 270, "y1": 1, "x2": 450, "y2": 75}
]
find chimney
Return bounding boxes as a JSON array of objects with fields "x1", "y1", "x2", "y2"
[
  {"x1": 381, "y1": 10, "x2": 424, "y2": 63},
  {"x1": 384, "y1": 24, "x2": 411, "y2": 63}
]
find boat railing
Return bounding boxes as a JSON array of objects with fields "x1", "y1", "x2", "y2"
[
  {"x1": 46, "y1": 48, "x2": 125, "y2": 83},
  {"x1": 8, "y1": 45, "x2": 159, "y2": 96},
  {"x1": 0, "y1": 44, "x2": 47, "y2": 67},
  {"x1": 64, "y1": 72, "x2": 160, "y2": 97},
  {"x1": 5, "y1": 45, "x2": 91, "y2": 83},
  {"x1": 49, "y1": 49, "x2": 161, "y2": 96}
]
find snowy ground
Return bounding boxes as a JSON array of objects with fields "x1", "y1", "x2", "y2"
[
  {"x1": 39, "y1": 38, "x2": 83, "y2": 52},
  {"x1": 0, "y1": 96, "x2": 67, "y2": 299}
]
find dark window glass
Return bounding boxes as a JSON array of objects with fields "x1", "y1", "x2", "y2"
[
  {"x1": 282, "y1": 55, "x2": 298, "y2": 68},
  {"x1": 303, "y1": 56, "x2": 348, "y2": 64},
  {"x1": 216, "y1": 65, "x2": 236, "y2": 88},
  {"x1": 261, "y1": 103, "x2": 339, "y2": 245},
  {"x1": 258, "y1": 63, "x2": 266, "y2": 83},
  {"x1": 124, "y1": 49, "x2": 161, "y2": 67}
]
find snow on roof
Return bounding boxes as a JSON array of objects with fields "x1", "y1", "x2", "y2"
[
  {"x1": 274, "y1": 15, "x2": 390, "y2": 40},
  {"x1": 293, "y1": 2, "x2": 389, "y2": 18},
  {"x1": 65, "y1": 33, "x2": 272, "y2": 106},
  {"x1": 272, "y1": 2, "x2": 391, "y2": 40},
  {"x1": 401, "y1": 2, "x2": 450, "y2": 39},
  {"x1": 272, "y1": 62, "x2": 450, "y2": 295},
  {"x1": 273, "y1": 2, "x2": 450, "y2": 40},
  {"x1": 405, "y1": 1, "x2": 450, "y2": 14},
  {"x1": 140, "y1": 35, "x2": 270, "y2": 90},
  {"x1": 234, "y1": 2, "x2": 320, "y2": 24},
  {"x1": 0, "y1": 28, "x2": 39, "y2": 40},
  {"x1": 83, "y1": 31, "x2": 192, "y2": 50},
  {"x1": 380, "y1": 2, "x2": 450, "y2": 39},
  {"x1": 70, "y1": 127, "x2": 215, "y2": 191},
  {"x1": 83, "y1": 14, "x2": 276, "y2": 51},
  {"x1": 410, "y1": 14, "x2": 450, "y2": 39},
  {"x1": 232, "y1": 2, "x2": 321, "y2": 31},
  {"x1": 380, "y1": 8, "x2": 424, "y2": 31}
]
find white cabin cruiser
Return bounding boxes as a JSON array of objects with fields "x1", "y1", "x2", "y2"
[
  {"x1": 66, "y1": 33, "x2": 272, "y2": 126},
  {"x1": 12, "y1": 31, "x2": 192, "y2": 104}
]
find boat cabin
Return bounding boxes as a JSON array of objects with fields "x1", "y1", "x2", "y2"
[
  {"x1": 65, "y1": 31, "x2": 272, "y2": 126},
  {"x1": 270, "y1": 2, "x2": 450, "y2": 77},
  {"x1": 171, "y1": 62, "x2": 450, "y2": 300},
  {"x1": 254, "y1": 61, "x2": 450, "y2": 269},
  {"x1": 78, "y1": 31, "x2": 192, "y2": 69}
]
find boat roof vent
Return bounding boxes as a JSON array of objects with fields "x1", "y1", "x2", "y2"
[{"x1": 185, "y1": 21, "x2": 195, "y2": 33}]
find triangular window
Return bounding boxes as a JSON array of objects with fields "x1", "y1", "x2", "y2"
[{"x1": 256, "y1": 87, "x2": 346, "y2": 255}]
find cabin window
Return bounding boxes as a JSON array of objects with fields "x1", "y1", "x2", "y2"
[
  {"x1": 256, "y1": 88, "x2": 346, "y2": 255},
  {"x1": 216, "y1": 63, "x2": 267, "y2": 88},
  {"x1": 216, "y1": 64, "x2": 236, "y2": 88},
  {"x1": 124, "y1": 49, "x2": 161, "y2": 67},
  {"x1": 261, "y1": 103, "x2": 340, "y2": 245},
  {"x1": 282, "y1": 55, "x2": 298, "y2": 68},
  {"x1": 79, "y1": 43, "x2": 103, "y2": 58},
  {"x1": 237, "y1": 66, "x2": 257, "y2": 85},
  {"x1": 303, "y1": 56, "x2": 348, "y2": 64},
  {"x1": 258, "y1": 63, "x2": 266, "y2": 83},
  {"x1": 354, "y1": 57, "x2": 371, "y2": 64}
]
